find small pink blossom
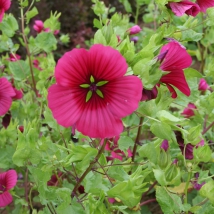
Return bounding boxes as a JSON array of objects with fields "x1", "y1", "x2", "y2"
[
  {"x1": 198, "y1": 78, "x2": 210, "y2": 91},
  {"x1": 54, "y1": 30, "x2": 60, "y2": 35},
  {"x1": 130, "y1": 36, "x2": 139, "y2": 43},
  {"x1": 48, "y1": 44, "x2": 142, "y2": 138},
  {"x1": 0, "y1": 0, "x2": 11, "y2": 23},
  {"x1": 0, "y1": 170, "x2": 17, "y2": 207},
  {"x1": 128, "y1": 25, "x2": 141, "y2": 35},
  {"x1": 7, "y1": 54, "x2": 21, "y2": 62},
  {"x1": 33, "y1": 59, "x2": 42, "y2": 71},
  {"x1": 168, "y1": 0, "x2": 200, "y2": 17},
  {"x1": 158, "y1": 40, "x2": 192, "y2": 98},
  {"x1": 181, "y1": 103, "x2": 196, "y2": 118},
  {"x1": 0, "y1": 77, "x2": 16, "y2": 116},
  {"x1": 33, "y1": 20, "x2": 44, "y2": 33},
  {"x1": 197, "y1": 0, "x2": 214, "y2": 13},
  {"x1": 191, "y1": 172, "x2": 205, "y2": 190}
]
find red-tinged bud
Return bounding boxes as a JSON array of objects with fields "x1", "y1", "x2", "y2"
[
  {"x1": 18, "y1": 126, "x2": 24, "y2": 133},
  {"x1": 7, "y1": 54, "x2": 21, "y2": 62},
  {"x1": 33, "y1": 20, "x2": 44, "y2": 33},
  {"x1": 160, "y1": 140, "x2": 169, "y2": 151},
  {"x1": 141, "y1": 86, "x2": 158, "y2": 101},
  {"x1": 191, "y1": 172, "x2": 205, "y2": 190},
  {"x1": 127, "y1": 25, "x2": 141, "y2": 35},
  {"x1": 181, "y1": 103, "x2": 196, "y2": 118},
  {"x1": 198, "y1": 78, "x2": 210, "y2": 91}
]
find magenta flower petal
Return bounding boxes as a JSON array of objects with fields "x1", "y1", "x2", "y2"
[
  {"x1": 76, "y1": 95, "x2": 124, "y2": 138},
  {"x1": 33, "y1": 20, "x2": 44, "y2": 33},
  {"x1": 168, "y1": 1, "x2": 200, "y2": 17},
  {"x1": 197, "y1": 0, "x2": 214, "y2": 12},
  {"x1": 102, "y1": 76, "x2": 142, "y2": 118},
  {"x1": 48, "y1": 44, "x2": 142, "y2": 138},
  {"x1": 55, "y1": 48, "x2": 89, "y2": 87},
  {"x1": 0, "y1": 78, "x2": 16, "y2": 116},
  {"x1": 160, "y1": 41, "x2": 192, "y2": 71},
  {"x1": 48, "y1": 84, "x2": 86, "y2": 127},
  {"x1": 88, "y1": 44, "x2": 128, "y2": 81},
  {"x1": 161, "y1": 69, "x2": 191, "y2": 97},
  {"x1": 0, "y1": 0, "x2": 11, "y2": 22},
  {"x1": 12, "y1": 88, "x2": 23, "y2": 100},
  {"x1": 0, "y1": 191, "x2": 13, "y2": 207},
  {"x1": 5, "y1": 170, "x2": 17, "y2": 190}
]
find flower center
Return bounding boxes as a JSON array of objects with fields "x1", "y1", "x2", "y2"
[
  {"x1": 80, "y1": 75, "x2": 108, "y2": 102},
  {"x1": 0, "y1": 184, "x2": 6, "y2": 193}
]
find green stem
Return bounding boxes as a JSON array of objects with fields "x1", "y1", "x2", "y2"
[
  {"x1": 135, "y1": 3, "x2": 140, "y2": 24},
  {"x1": 72, "y1": 139, "x2": 107, "y2": 196},
  {"x1": 132, "y1": 117, "x2": 143, "y2": 162},
  {"x1": 184, "y1": 171, "x2": 192, "y2": 213},
  {"x1": 20, "y1": 0, "x2": 38, "y2": 97}
]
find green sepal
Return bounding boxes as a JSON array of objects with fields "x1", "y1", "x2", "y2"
[
  {"x1": 90, "y1": 75, "x2": 95, "y2": 83},
  {"x1": 80, "y1": 84, "x2": 90, "y2": 88},
  {"x1": 86, "y1": 91, "x2": 92, "y2": 102},
  {"x1": 96, "y1": 89, "x2": 104, "y2": 98},
  {"x1": 96, "y1": 80, "x2": 108, "y2": 86}
]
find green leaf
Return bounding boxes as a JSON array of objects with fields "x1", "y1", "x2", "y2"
[
  {"x1": 35, "y1": 32, "x2": 57, "y2": 52},
  {"x1": 153, "y1": 169, "x2": 167, "y2": 186},
  {"x1": 26, "y1": 7, "x2": 38, "y2": 24},
  {"x1": 156, "y1": 186, "x2": 183, "y2": 214},
  {"x1": 181, "y1": 29, "x2": 203, "y2": 42},
  {"x1": 200, "y1": 180, "x2": 214, "y2": 204},
  {"x1": 138, "y1": 99, "x2": 157, "y2": 117},
  {"x1": 157, "y1": 110, "x2": 185, "y2": 125},
  {"x1": 93, "y1": 18, "x2": 102, "y2": 29},
  {"x1": 118, "y1": 136, "x2": 134, "y2": 152},
  {"x1": 118, "y1": 0, "x2": 132, "y2": 13},
  {"x1": 94, "y1": 29, "x2": 107, "y2": 45},
  {"x1": 193, "y1": 145, "x2": 212, "y2": 162},
  {"x1": 0, "y1": 14, "x2": 18, "y2": 37},
  {"x1": 187, "y1": 125, "x2": 202, "y2": 145},
  {"x1": 8, "y1": 60, "x2": 30, "y2": 81},
  {"x1": 150, "y1": 122, "x2": 172, "y2": 140}
]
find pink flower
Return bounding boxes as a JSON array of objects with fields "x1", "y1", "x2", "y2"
[
  {"x1": 7, "y1": 54, "x2": 21, "y2": 62},
  {"x1": 168, "y1": 0, "x2": 200, "y2": 17},
  {"x1": 181, "y1": 103, "x2": 196, "y2": 118},
  {"x1": 191, "y1": 172, "x2": 205, "y2": 190},
  {"x1": 48, "y1": 44, "x2": 142, "y2": 138},
  {"x1": 128, "y1": 25, "x2": 141, "y2": 35},
  {"x1": 54, "y1": 30, "x2": 60, "y2": 35},
  {"x1": 33, "y1": 20, "x2": 44, "y2": 33},
  {"x1": 0, "y1": 77, "x2": 16, "y2": 116},
  {"x1": 198, "y1": 78, "x2": 210, "y2": 91},
  {"x1": 0, "y1": 170, "x2": 17, "y2": 207},
  {"x1": 0, "y1": 0, "x2": 11, "y2": 22},
  {"x1": 197, "y1": 0, "x2": 214, "y2": 13},
  {"x1": 159, "y1": 40, "x2": 192, "y2": 98}
]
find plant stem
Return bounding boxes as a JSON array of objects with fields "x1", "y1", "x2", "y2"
[
  {"x1": 24, "y1": 168, "x2": 29, "y2": 208},
  {"x1": 140, "y1": 198, "x2": 156, "y2": 206},
  {"x1": 135, "y1": 3, "x2": 140, "y2": 24},
  {"x1": 141, "y1": 181, "x2": 157, "y2": 200},
  {"x1": 202, "y1": 121, "x2": 214, "y2": 135},
  {"x1": 132, "y1": 117, "x2": 143, "y2": 162},
  {"x1": 20, "y1": 0, "x2": 38, "y2": 97},
  {"x1": 72, "y1": 139, "x2": 107, "y2": 197},
  {"x1": 184, "y1": 171, "x2": 192, "y2": 214}
]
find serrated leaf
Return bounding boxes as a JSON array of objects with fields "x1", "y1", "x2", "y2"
[
  {"x1": 150, "y1": 122, "x2": 172, "y2": 140},
  {"x1": 26, "y1": 7, "x2": 38, "y2": 24},
  {"x1": 118, "y1": 136, "x2": 134, "y2": 152}
]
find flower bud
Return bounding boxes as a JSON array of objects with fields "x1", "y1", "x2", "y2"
[
  {"x1": 165, "y1": 162, "x2": 180, "y2": 182},
  {"x1": 181, "y1": 103, "x2": 196, "y2": 118},
  {"x1": 198, "y1": 78, "x2": 210, "y2": 91},
  {"x1": 158, "y1": 149, "x2": 171, "y2": 169},
  {"x1": 160, "y1": 140, "x2": 169, "y2": 151},
  {"x1": 127, "y1": 25, "x2": 141, "y2": 35}
]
